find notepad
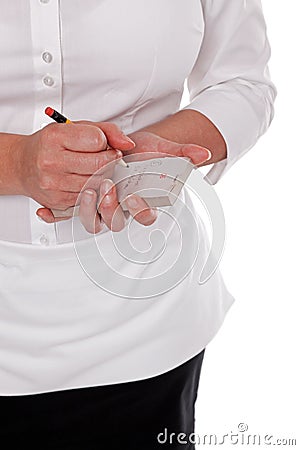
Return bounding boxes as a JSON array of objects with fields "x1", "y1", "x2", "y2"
[
  {"x1": 51, "y1": 156, "x2": 193, "y2": 218},
  {"x1": 113, "y1": 156, "x2": 193, "y2": 210}
]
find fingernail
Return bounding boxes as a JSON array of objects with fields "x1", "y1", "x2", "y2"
[
  {"x1": 83, "y1": 189, "x2": 95, "y2": 205},
  {"x1": 115, "y1": 149, "x2": 124, "y2": 158},
  {"x1": 100, "y1": 179, "x2": 114, "y2": 198},
  {"x1": 36, "y1": 212, "x2": 46, "y2": 222},
  {"x1": 203, "y1": 148, "x2": 212, "y2": 162},
  {"x1": 122, "y1": 132, "x2": 135, "y2": 145},
  {"x1": 123, "y1": 135, "x2": 135, "y2": 146},
  {"x1": 125, "y1": 194, "x2": 139, "y2": 209}
]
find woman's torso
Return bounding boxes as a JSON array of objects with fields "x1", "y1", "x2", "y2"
[
  {"x1": 0, "y1": 0, "x2": 205, "y2": 244},
  {"x1": 0, "y1": 1, "x2": 235, "y2": 395}
]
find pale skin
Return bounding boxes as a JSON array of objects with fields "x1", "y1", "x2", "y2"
[{"x1": 0, "y1": 109, "x2": 227, "y2": 232}]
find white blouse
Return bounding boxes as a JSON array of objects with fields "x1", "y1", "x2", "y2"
[
  {"x1": 0, "y1": 0, "x2": 275, "y2": 245},
  {"x1": 0, "y1": 0, "x2": 276, "y2": 395}
]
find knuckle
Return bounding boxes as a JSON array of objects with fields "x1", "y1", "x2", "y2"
[
  {"x1": 65, "y1": 193, "x2": 79, "y2": 206},
  {"x1": 41, "y1": 123, "x2": 60, "y2": 144},
  {"x1": 99, "y1": 201, "x2": 112, "y2": 211},
  {"x1": 57, "y1": 177, "x2": 76, "y2": 193},
  {"x1": 39, "y1": 155, "x2": 55, "y2": 171},
  {"x1": 55, "y1": 179, "x2": 65, "y2": 191},
  {"x1": 94, "y1": 154, "x2": 112, "y2": 172},
  {"x1": 39, "y1": 175, "x2": 53, "y2": 190},
  {"x1": 37, "y1": 148, "x2": 58, "y2": 172},
  {"x1": 106, "y1": 150, "x2": 119, "y2": 163}
]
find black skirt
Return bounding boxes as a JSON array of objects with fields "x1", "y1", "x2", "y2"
[{"x1": 0, "y1": 349, "x2": 205, "y2": 450}]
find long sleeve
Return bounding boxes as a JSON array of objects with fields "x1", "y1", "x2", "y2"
[{"x1": 182, "y1": 0, "x2": 277, "y2": 184}]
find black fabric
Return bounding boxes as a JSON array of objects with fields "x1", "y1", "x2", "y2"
[{"x1": 0, "y1": 349, "x2": 205, "y2": 449}]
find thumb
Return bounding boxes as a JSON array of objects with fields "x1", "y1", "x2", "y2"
[
  {"x1": 181, "y1": 144, "x2": 212, "y2": 167},
  {"x1": 36, "y1": 208, "x2": 71, "y2": 223}
]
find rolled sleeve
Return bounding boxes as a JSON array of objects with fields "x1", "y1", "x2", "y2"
[{"x1": 182, "y1": 0, "x2": 277, "y2": 184}]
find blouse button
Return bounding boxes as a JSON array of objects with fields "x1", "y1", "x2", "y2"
[
  {"x1": 43, "y1": 75, "x2": 54, "y2": 87},
  {"x1": 40, "y1": 234, "x2": 49, "y2": 246},
  {"x1": 42, "y1": 52, "x2": 53, "y2": 64}
]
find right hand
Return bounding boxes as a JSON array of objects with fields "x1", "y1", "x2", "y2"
[{"x1": 16, "y1": 122, "x2": 135, "y2": 216}]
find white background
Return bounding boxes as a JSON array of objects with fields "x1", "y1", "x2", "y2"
[{"x1": 180, "y1": 1, "x2": 299, "y2": 447}]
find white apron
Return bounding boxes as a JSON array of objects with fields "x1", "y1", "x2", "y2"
[{"x1": 0, "y1": 189, "x2": 234, "y2": 395}]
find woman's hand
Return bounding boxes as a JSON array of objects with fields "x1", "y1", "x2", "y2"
[
  {"x1": 76, "y1": 129, "x2": 211, "y2": 234},
  {"x1": 25, "y1": 122, "x2": 134, "y2": 222},
  {"x1": 123, "y1": 130, "x2": 212, "y2": 166},
  {"x1": 34, "y1": 122, "x2": 158, "y2": 231}
]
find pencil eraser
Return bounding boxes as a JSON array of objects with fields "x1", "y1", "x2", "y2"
[{"x1": 45, "y1": 107, "x2": 54, "y2": 117}]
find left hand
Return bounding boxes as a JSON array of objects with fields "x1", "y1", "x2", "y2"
[{"x1": 78, "y1": 130, "x2": 212, "y2": 233}]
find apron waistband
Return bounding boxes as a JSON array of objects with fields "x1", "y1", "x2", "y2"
[{"x1": 0, "y1": 235, "x2": 101, "y2": 265}]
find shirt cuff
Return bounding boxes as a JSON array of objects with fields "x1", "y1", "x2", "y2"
[{"x1": 182, "y1": 83, "x2": 264, "y2": 184}]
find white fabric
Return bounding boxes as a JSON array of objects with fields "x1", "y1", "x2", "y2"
[
  {"x1": 0, "y1": 190, "x2": 235, "y2": 395},
  {"x1": 0, "y1": 0, "x2": 274, "y2": 395}
]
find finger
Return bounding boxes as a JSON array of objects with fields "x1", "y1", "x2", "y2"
[
  {"x1": 37, "y1": 192, "x2": 81, "y2": 211},
  {"x1": 98, "y1": 179, "x2": 126, "y2": 232},
  {"x1": 121, "y1": 140, "x2": 183, "y2": 163},
  {"x1": 77, "y1": 121, "x2": 136, "y2": 151},
  {"x1": 181, "y1": 145, "x2": 212, "y2": 167},
  {"x1": 62, "y1": 149, "x2": 122, "y2": 175},
  {"x1": 50, "y1": 192, "x2": 81, "y2": 208},
  {"x1": 118, "y1": 151, "x2": 169, "y2": 164},
  {"x1": 45, "y1": 173, "x2": 104, "y2": 193},
  {"x1": 122, "y1": 134, "x2": 183, "y2": 159},
  {"x1": 36, "y1": 208, "x2": 72, "y2": 223},
  {"x1": 79, "y1": 189, "x2": 103, "y2": 234},
  {"x1": 124, "y1": 194, "x2": 158, "y2": 226},
  {"x1": 44, "y1": 123, "x2": 107, "y2": 152}
]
